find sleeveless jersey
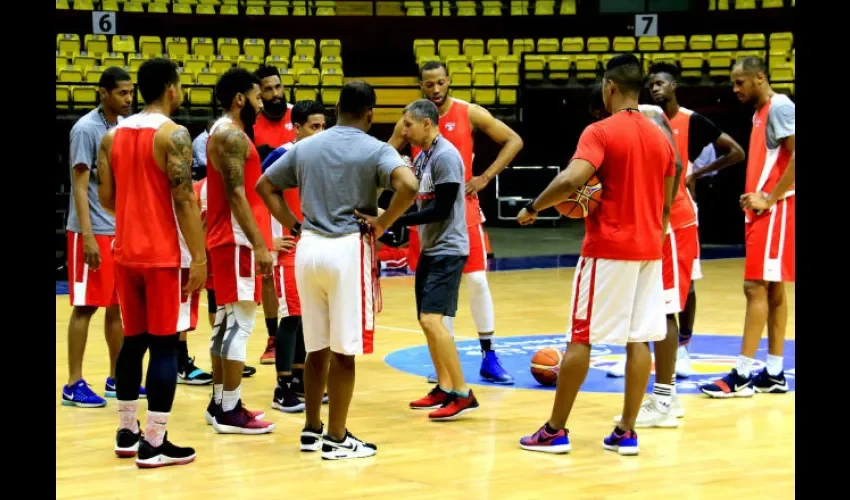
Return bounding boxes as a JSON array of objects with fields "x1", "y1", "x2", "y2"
[
  {"x1": 411, "y1": 98, "x2": 483, "y2": 227},
  {"x1": 205, "y1": 117, "x2": 273, "y2": 251},
  {"x1": 744, "y1": 95, "x2": 795, "y2": 223},
  {"x1": 667, "y1": 108, "x2": 699, "y2": 230},
  {"x1": 253, "y1": 105, "x2": 296, "y2": 150},
  {"x1": 110, "y1": 112, "x2": 189, "y2": 268},
  {"x1": 193, "y1": 178, "x2": 208, "y2": 222}
]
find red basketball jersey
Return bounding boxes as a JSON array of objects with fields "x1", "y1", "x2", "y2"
[
  {"x1": 744, "y1": 95, "x2": 795, "y2": 222},
  {"x1": 253, "y1": 106, "x2": 296, "y2": 150},
  {"x1": 110, "y1": 112, "x2": 189, "y2": 268},
  {"x1": 205, "y1": 117, "x2": 273, "y2": 251},
  {"x1": 667, "y1": 108, "x2": 698, "y2": 230}
]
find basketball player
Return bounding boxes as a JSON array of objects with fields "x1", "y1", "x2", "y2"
[
  {"x1": 516, "y1": 55, "x2": 678, "y2": 455},
  {"x1": 62, "y1": 67, "x2": 137, "y2": 408},
  {"x1": 701, "y1": 57, "x2": 795, "y2": 397},
  {"x1": 97, "y1": 58, "x2": 203, "y2": 467},
  {"x1": 647, "y1": 62, "x2": 746, "y2": 378},
  {"x1": 253, "y1": 65, "x2": 297, "y2": 365},
  {"x1": 388, "y1": 61, "x2": 523, "y2": 385},
  {"x1": 205, "y1": 68, "x2": 276, "y2": 433},
  {"x1": 388, "y1": 99, "x2": 479, "y2": 420},
  {"x1": 258, "y1": 81, "x2": 419, "y2": 459},
  {"x1": 259, "y1": 100, "x2": 327, "y2": 412}
]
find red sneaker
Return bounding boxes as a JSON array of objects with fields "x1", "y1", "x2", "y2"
[
  {"x1": 213, "y1": 401, "x2": 276, "y2": 434},
  {"x1": 428, "y1": 391, "x2": 480, "y2": 421},
  {"x1": 260, "y1": 337, "x2": 276, "y2": 365},
  {"x1": 410, "y1": 386, "x2": 452, "y2": 409}
]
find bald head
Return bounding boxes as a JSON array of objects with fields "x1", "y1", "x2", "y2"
[{"x1": 731, "y1": 56, "x2": 768, "y2": 105}]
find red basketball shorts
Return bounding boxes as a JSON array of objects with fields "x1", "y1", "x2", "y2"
[
  {"x1": 115, "y1": 264, "x2": 182, "y2": 337},
  {"x1": 662, "y1": 224, "x2": 699, "y2": 314},
  {"x1": 744, "y1": 195, "x2": 795, "y2": 283},
  {"x1": 179, "y1": 268, "x2": 200, "y2": 332},
  {"x1": 273, "y1": 261, "x2": 301, "y2": 317},
  {"x1": 210, "y1": 244, "x2": 263, "y2": 305},
  {"x1": 407, "y1": 224, "x2": 489, "y2": 274},
  {"x1": 67, "y1": 231, "x2": 119, "y2": 308}
]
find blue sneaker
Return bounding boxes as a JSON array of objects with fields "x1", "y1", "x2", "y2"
[
  {"x1": 519, "y1": 424, "x2": 572, "y2": 454},
  {"x1": 752, "y1": 368, "x2": 789, "y2": 394},
  {"x1": 105, "y1": 377, "x2": 147, "y2": 399},
  {"x1": 603, "y1": 428, "x2": 639, "y2": 456},
  {"x1": 699, "y1": 369, "x2": 754, "y2": 398},
  {"x1": 480, "y1": 351, "x2": 514, "y2": 385},
  {"x1": 61, "y1": 379, "x2": 107, "y2": 408}
]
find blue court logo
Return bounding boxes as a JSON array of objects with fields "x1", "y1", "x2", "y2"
[{"x1": 383, "y1": 334, "x2": 796, "y2": 394}]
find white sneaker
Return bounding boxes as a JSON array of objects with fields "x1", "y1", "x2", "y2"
[
  {"x1": 300, "y1": 424, "x2": 323, "y2": 452},
  {"x1": 606, "y1": 359, "x2": 626, "y2": 378},
  {"x1": 676, "y1": 346, "x2": 695, "y2": 378},
  {"x1": 321, "y1": 431, "x2": 377, "y2": 460},
  {"x1": 671, "y1": 393, "x2": 685, "y2": 418},
  {"x1": 613, "y1": 395, "x2": 679, "y2": 428}
]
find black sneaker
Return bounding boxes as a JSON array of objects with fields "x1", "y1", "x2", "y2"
[
  {"x1": 300, "y1": 422, "x2": 324, "y2": 452},
  {"x1": 752, "y1": 368, "x2": 789, "y2": 394},
  {"x1": 292, "y1": 377, "x2": 329, "y2": 404},
  {"x1": 114, "y1": 421, "x2": 142, "y2": 458},
  {"x1": 177, "y1": 357, "x2": 214, "y2": 385},
  {"x1": 272, "y1": 383, "x2": 305, "y2": 413},
  {"x1": 243, "y1": 365, "x2": 257, "y2": 378},
  {"x1": 135, "y1": 433, "x2": 196, "y2": 468}
]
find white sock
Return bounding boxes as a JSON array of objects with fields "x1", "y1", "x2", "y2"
[
  {"x1": 222, "y1": 387, "x2": 241, "y2": 412},
  {"x1": 466, "y1": 271, "x2": 495, "y2": 333},
  {"x1": 653, "y1": 383, "x2": 673, "y2": 409},
  {"x1": 118, "y1": 400, "x2": 139, "y2": 432},
  {"x1": 766, "y1": 355, "x2": 784, "y2": 376},
  {"x1": 442, "y1": 316, "x2": 454, "y2": 338},
  {"x1": 145, "y1": 411, "x2": 169, "y2": 448},
  {"x1": 735, "y1": 355, "x2": 755, "y2": 378},
  {"x1": 213, "y1": 384, "x2": 223, "y2": 405}
]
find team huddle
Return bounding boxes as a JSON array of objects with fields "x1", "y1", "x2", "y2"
[{"x1": 61, "y1": 52, "x2": 794, "y2": 465}]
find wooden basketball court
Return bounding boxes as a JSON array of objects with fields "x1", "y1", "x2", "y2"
[{"x1": 56, "y1": 258, "x2": 794, "y2": 499}]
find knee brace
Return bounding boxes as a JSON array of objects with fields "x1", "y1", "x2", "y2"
[
  {"x1": 465, "y1": 271, "x2": 495, "y2": 333},
  {"x1": 442, "y1": 315, "x2": 455, "y2": 338},
  {"x1": 217, "y1": 301, "x2": 255, "y2": 362}
]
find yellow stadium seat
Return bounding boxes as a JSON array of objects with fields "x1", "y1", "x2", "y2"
[
  {"x1": 770, "y1": 62, "x2": 794, "y2": 82},
  {"x1": 613, "y1": 37, "x2": 636, "y2": 52},
  {"x1": 246, "y1": 6, "x2": 265, "y2": 15},
  {"x1": 294, "y1": 39, "x2": 317, "y2": 58},
  {"x1": 102, "y1": 0, "x2": 119, "y2": 10},
  {"x1": 741, "y1": 33, "x2": 766, "y2": 49},
  {"x1": 457, "y1": 1, "x2": 476, "y2": 16},
  {"x1": 535, "y1": 0, "x2": 555, "y2": 15},
  {"x1": 166, "y1": 37, "x2": 189, "y2": 59},
  {"x1": 183, "y1": 55, "x2": 208, "y2": 74},
  {"x1": 270, "y1": 39, "x2": 292, "y2": 59},
  {"x1": 148, "y1": 2, "x2": 168, "y2": 13},
  {"x1": 708, "y1": 52, "x2": 732, "y2": 77},
  {"x1": 319, "y1": 56, "x2": 342, "y2": 73},
  {"x1": 320, "y1": 40, "x2": 342, "y2": 58},
  {"x1": 431, "y1": 4, "x2": 451, "y2": 16},
  {"x1": 291, "y1": 56, "x2": 315, "y2": 76},
  {"x1": 450, "y1": 67, "x2": 472, "y2": 88},
  {"x1": 127, "y1": 53, "x2": 146, "y2": 71},
  {"x1": 523, "y1": 55, "x2": 546, "y2": 81},
  {"x1": 472, "y1": 70, "x2": 496, "y2": 106},
  {"x1": 173, "y1": 3, "x2": 193, "y2": 14},
  {"x1": 735, "y1": 50, "x2": 765, "y2": 62},
  {"x1": 297, "y1": 68, "x2": 320, "y2": 86},
  {"x1": 663, "y1": 35, "x2": 686, "y2": 51},
  {"x1": 414, "y1": 39, "x2": 436, "y2": 60},
  {"x1": 452, "y1": 88, "x2": 473, "y2": 103},
  {"x1": 689, "y1": 35, "x2": 713, "y2": 51},
  {"x1": 600, "y1": 53, "x2": 618, "y2": 69},
  {"x1": 58, "y1": 66, "x2": 83, "y2": 83},
  {"x1": 769, "y1": 50, "x2": 788, "y2": 69},
  {"x1": 292, "y1": 1, "x2": 308, "y2": 16},
  {"x1": 438, "y1": 40, "x2": 461, "y2": 60},
  {"x1": 560, "y1": 0, "x2": 576, "y2": 14},
  {"x1": 270, "y1": 6, "x2": 288, "y2": 15},
  {"x1": 56, "y1": 54, "x2": 69, "y2": 74},
  {"x1": 243, "y1": 39, "x2": 266, "y2": 59},
  {"x1": 101, "y1": 53, "x2": 126, "y2": 68},
  {"x1": 487, "y1": 39, "x2": 510, "y2": 58},
  {"x1": 196, "y1": 4, "x2": 216, "y2": 14},
  {"x1": 189, "y1": 88, "x2": 214, "y2": 107},
  {"x1": 537, "y1": 38, "x2": 560, "y2": 55},
  {"x1": 446, "y1": 56, "x2": 468, "y2": 75},
  {"x1": 735, "y1": 0, "x2": 755, "y2": 8},
  {"x1": 321, "y1": 87, "x2": 341, "y2": 105},
  {"x1": 463, "y1": 39, "x2": 486, "y2": 59},
  {"x1": 294, "y1": 87, "x2": 317, "y2": 101},
  {"x1": 217, "y1": 38, "x2": 241, "y2": 58},
  {"x1": 496, "y1": 55, "x2": 520, "y2": 74},
  {"x1": 57, "y1": 34, "x2": 81, "y2": 55},
  {"x1": 112, "y1": 35, "x2": 136, "y2": 54},
  {"x1": 773, "y1": 82, "x2": 793, "y2": 96},
  {"x1": 84, "y1": 35, "x2": 109, "y2": 56},
  {"x1": 56, "y1": 86, "x2": 71, "y2": 109},
  {"x1": 210, "y1": 55, "x2": 236, "y2": 73},
  {"x1": 497, "y1": 69, "x2": 519, "y2": 105},
  {"x1": 126, "y1": 67, "x2": 138, "y2": 84},
  {"x1": 139, "y1": 36, "x2": 163, "y2": 57},
  {"x1": 547, "y1": 55, "x2": 572, "y2": 82},
  {"x1": 85, "y1": 66, "x2": 104, "y2": 83},
  {"x1": 770, "y1": 32, "x2": 793, "y2": 52},
  {"x1": 124, "y1": 2, "x2": 144, "y2": 13},
  {"x1": 482, "y1": 1, "x2": 501, "y2": 16},
  {"x1": 316, "y1": 0, "x2": 336, "y2": 14},
  {"x1": 510, "y1": 1, "x2": 528, "y2": 16},
  {"x1": 73, "y1": 86, "x2": 98, "y2": 105},
  {"x1": 265, "y1": 55, "x2": 289, "y2": 72},
  {"x1": 192, "y1": 38, "x2": 215, "y2": 58},
  {"x1": 763, "y1": 0, "x2": 783, "y2": 7},
  {"x1": 417, "y1": 55, "x2": 441, "y2": 67},
  {"x1": 321, "y1": 68, "x2": 344, "y2": 87},
  {"x1": 586, "y1": 37, "x2": 610, "y2": 53},
  {"x1": 179, "y1": 68, "x2": 195, "y2": 86},
  {"x1": 638, "y1": 36, "x2": 661, "y2": 52},
  {"x1": 472, "y1": 56, "x2": 495, "y2": 74},
  {"x1": 57, "y1": 0, "x2": 69, "y2": 9},
  {"x1": 512, "y1": 39, "x2": 535, "y2": 56},
  {"x1": 73, "y1": 53, "x2": 98, "y2": 71},
  {"x1": 407, "y1": 7, "x2": 426, "y2": 16},
  {"x1": 680, "y1": 53, "x2": 704, "y2": 78},
  {"x1": 238, "y1": 55, "x2": 261, "y2": 72},
  {"x1": 561, "y1": 37, "x2": 584, "y2": 53},
  {"x1": 221, "y1": 4, "x2": 239, "y2": 14},
  {"x1": 74, "y1": 0, "x2": 94, "y2": 10},
  {"x1": 196, "y1": 69, "x2": 218, "y2": 86},
  {"x1": 714, "y1": 34, "x2": 739, "y2": 50},
  {"x1": 574, "y1": 54, "x2": 598, "y2": 79},
  {"x1": 279, "y1": 69, "x2": 295, "y2": 88}
]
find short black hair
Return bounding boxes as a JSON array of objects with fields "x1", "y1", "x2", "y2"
[
  {"x1": 338, "y1": 80, "x2": 376, "y2": 115},
  {"x1": 589, "y1": 82, "x2": 604, "y2": 112},
  {"x1": 403, "y1": 99, "x2": 439, "y2": 125},
  {"x1": 419, "y1": 61, "x2": 448, "y2": 79},
  {"x1": 735, "y1": 56, "x2": 766, "y2": 75},
  {"x1": 215, "y1": 67, "x2": 261, "y2": 109},
  {"x1": 137, "y1": 58, "x2": 179, "y2": 103},
  {"x1": 648, "y1": 61, "x2": 679, "y2": 81},
  {"x1": 603, "y1": 54, "x2": 644, "y2": 96},
  {"x1": 99, "y1": 66, "x2": 132, "y2": 91},
  {"x1": 254, "y1": 64, "x2": 280, "y2": 82},
  {"x1": 291, "y1": 100, "x2": 325, "y2": 125}
]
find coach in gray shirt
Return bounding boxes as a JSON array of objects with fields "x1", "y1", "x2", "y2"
[{"x1": 256, "y1": 81, "x2": 418, "y2": 460}]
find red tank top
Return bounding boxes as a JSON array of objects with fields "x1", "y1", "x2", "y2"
[
  {"x1": 410, "y1": 98, "x2": 483, "y2": 227},
  {"x1": 668, "y1": 108, "x2": 698, "y2": 230},
  {"x1": 253, "y1": 106, "x2": 296, "y2": 149},
  {"x1": 205, "y1": 117, "x2": 273, "y2": 251},
  {"x1": 111, "y1": 112, "x2": 188, "y2": 268},
  {"x1": 744, "y1": 96, "x2": 795, "y2": 222}
]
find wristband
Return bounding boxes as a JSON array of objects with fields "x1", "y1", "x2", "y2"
[{"x1": 524, "y1": 199, "x2": 537, "y2": 214}]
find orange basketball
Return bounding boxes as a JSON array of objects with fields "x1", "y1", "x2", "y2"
[
  {"x1": 555, "y1": 175, "x2": 603, "y2": 219},
  {"x1": 530, "y1": 347, "x2": 563, "y2": 386}
]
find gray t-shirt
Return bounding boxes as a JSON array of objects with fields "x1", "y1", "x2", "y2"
[
  {"x1": 66, "y1": 108, "x2": 117, "y2": 235},
  {"x1": 766, "y1": 93, "x2": 795, "y2": 150},
  {"x1": 415, "y1": 136, "x2": 469, "y2": 257},
  {"x1": 264, "y1": 125, "x2": 406, "y2": 236}
]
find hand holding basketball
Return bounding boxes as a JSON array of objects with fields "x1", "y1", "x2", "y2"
[
  {"x1": 556, "y1": 175, "x2": 603, "y2": 219},
  {"x1": 517, "y1": 207, "x2": 537, "y2": 226}
]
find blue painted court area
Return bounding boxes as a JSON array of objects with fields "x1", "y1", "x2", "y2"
[{"x1": 384, "y1": 333, "x2": 795, "y2": 394}]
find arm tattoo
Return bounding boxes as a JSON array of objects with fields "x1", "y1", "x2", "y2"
[
  {"x1": 96, "y1": 138, "x2": 110, "y2": 182},
  {"x1": 217, "y1": 129, "x2": 247, "y2": 195},
  {"x1": 167, "y1": 127, "x2": 195, "y2": 197}
]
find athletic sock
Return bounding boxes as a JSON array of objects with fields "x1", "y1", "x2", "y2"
[
  {"x1": 653, "y1": 383, "x2": 673, "y2": 409},
  {"x1": 678, "y1": 328, "x2": 693, "y2": 347},
  {"x1": 265, "y1": 317, "x2": 277, "y2": 338},
  {"x1": 118, "y1": 400, "x2": 139, "y2": 432},
  {"x1": 766, "y1": 355, "x2": 784, "y2": 376},
  {"x1": 736, "y1": 356, "x2": 755, "y2": 378},
  {"x1": 544, "y1": 423, "x2": 560, "y2": 434},
  {"x1": 145, "y1": 411, "x2": 169, "y2": 448},
  {"x1": 277, "y1": 375, "x2": 293, "y2": 389},
  {"x1": 177, "y1": 339, "x2": 190, "y2": 368},
  {"x1": 222, "y1": 387, "x2": 241, "y2": 412},
  {"x1": 292, "y1": 368, "x2": 304, "y2": 384},
  {"x1": 453, "y1": 389, "x2": 470, "y2": 398},
  {"x1": 213, "y1": 384, "x2": 223, "y2": 405},
  {"x1": 479, "y1": 337, "x2": 492, "y2": 352}
]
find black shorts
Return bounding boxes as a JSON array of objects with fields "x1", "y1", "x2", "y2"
[
  {"x1": 415, "y1": 254, "x2": 468, "y2": 319},
  {"x1": 207, "y1": 288, "x2": 217, "y2": 314}
]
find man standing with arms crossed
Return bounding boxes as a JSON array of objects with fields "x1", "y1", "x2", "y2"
[
  {"x1": 257, "y1": 81, "x2": 419, "y2": 460},
  {"x1": 701, "y1": 57, "x2": 795, "y2": 397},
  {"x1": 389, "y1": 61, "x2": 523, "y2": 385}
]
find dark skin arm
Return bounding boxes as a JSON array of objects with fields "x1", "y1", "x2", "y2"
[
  {"x1": 355, "y1": 166, "x2": 420, "y2": 235},
  {"x1": 687, "y1": 132, "x2": 746, "y2": 195},
  {"x1": 96, "y1": 129, "x2": 116, "y2": 217},
  {"x1": 466, "y1": 104, "x2": 524, "y2": 194},
  {"x1": 516, "y1": 159, "x2": 597, "y2": 225},
  {"x1": 741, "y1": 134, "x2": 795, "y2": 212},
  {"x1": 256, "y1": 175, "x2": 299, "y2": 233}
]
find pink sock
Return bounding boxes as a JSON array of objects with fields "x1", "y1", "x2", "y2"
[
  {"x1": 145, "y1": 411, "x2": 170, "y2": 448},
  {"x1": 118, "y1": 400, "x2": 139, "y2": 432}
]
